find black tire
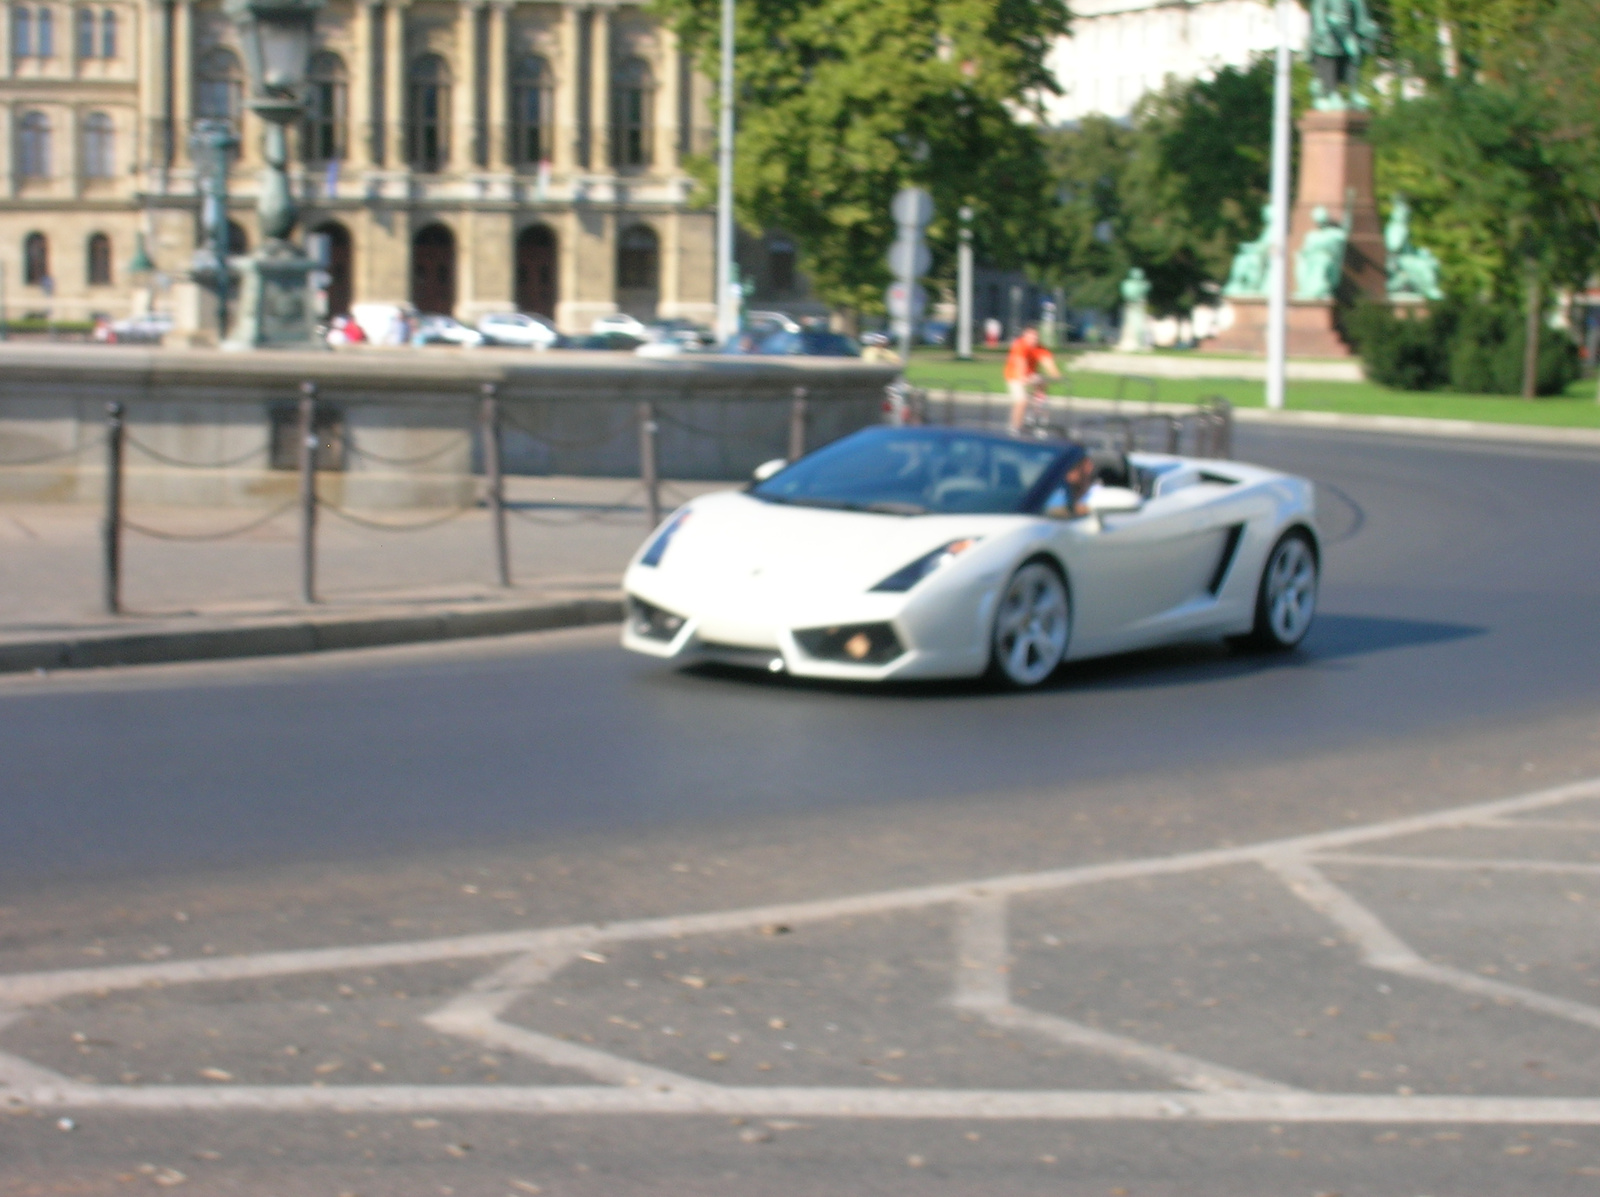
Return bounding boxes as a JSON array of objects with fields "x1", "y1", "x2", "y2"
[{"x1": 1244, "y1": 529, "x2": 1318, "y2": 651}]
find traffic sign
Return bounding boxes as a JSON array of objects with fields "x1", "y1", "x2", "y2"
[
  {"x1": 891, "y1": 187, "x2": 935, "y2": 229},
  {"x1": 886, "y1": 282, "x2": 927, "y2": 320},
  {"x1": 886, "y1": 239, "x2": 932, "y2": 277}
]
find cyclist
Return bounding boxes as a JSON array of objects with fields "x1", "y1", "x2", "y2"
[{"x1": 1004, "y1": 325, "x2": 1062, "y2": 433}]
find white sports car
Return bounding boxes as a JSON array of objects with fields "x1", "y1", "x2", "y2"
[{"x1": 621, "y1": 426, "x2": 1319, "y2": 687}]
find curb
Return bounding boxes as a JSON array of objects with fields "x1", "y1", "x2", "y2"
[
  {"x1": 0, "y1": 597, "x2": 624, "y2": 676},
  {"x1": 937, "y1": 390, "x2": 1600, "y2": 450}
]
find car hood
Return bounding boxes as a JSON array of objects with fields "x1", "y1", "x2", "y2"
[{"x1": 641, "y1": 490, "x2": 1026, "y2": 597}]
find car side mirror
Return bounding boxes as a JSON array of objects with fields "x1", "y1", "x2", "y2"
[
  {"x1": 1084, "y1": 486, "x2": 1143, "y2": 515},
  {"x1": 752, "y1": 458, "x2": 787, "y2": 482}
]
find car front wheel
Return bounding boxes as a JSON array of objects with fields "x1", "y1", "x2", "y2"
[{"x1": 990, "y1": 560, "x2": 1070, "y2": 687}]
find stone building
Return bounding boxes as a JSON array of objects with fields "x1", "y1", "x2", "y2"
[
  {"x1": 0, "y1": 0, "x2": 716, "y2": 332},
  {"x1": 1043, "y1": 0, "x2": 1308, "y2": 124}
]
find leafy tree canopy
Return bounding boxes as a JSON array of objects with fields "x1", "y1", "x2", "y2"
[
  {"x1": 1373, "y1": 0, "x2": 1599, "y2": 301},
  {"x1": 1042, "y1": 58, "x2": 1280, "y2": 315},
  {"x1": 654, "y1": 0, "x2": 1071, "y2": 314}
]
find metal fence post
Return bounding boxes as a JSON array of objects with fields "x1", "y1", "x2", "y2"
[
  {"x1": 638, "y1": 400, "x2": 660, "y2": 528},
  {"x1": 481, "y1": 382, "x2": 511, "y2": 587},
  {"x1": 298, "y1": 381, "x2": 318, "y2": 603},
  {"x1": 102, "y1": 401, "x2": 124, "y2": 614},
  {"x1": 787, "y1": 386, "x2": 808, "y2": 461}
]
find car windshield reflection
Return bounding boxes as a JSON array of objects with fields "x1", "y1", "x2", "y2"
[{"x1": 751, "y1": 427, "x2": 1070, "y2": 515}]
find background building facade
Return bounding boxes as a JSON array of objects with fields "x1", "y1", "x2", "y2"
[
  {"x1": 1043, "y1": 0, "x2": 1307, "y2": 123},
  {"x1": 0, "y1": 0, "x2": 716, "y2": 332}
]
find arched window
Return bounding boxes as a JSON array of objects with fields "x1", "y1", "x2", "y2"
[
  {"x1": 303, "y1": 51, "x2": 347, "y2": 162},
  {"x1": 196, "y1": 47, "x2": 243, "y2": 122},
  {"x1": 18, "y1": 111, "x2": 52, "y2": 178},
  {"x1": 86, "y1": 232, "x2": 111, "y2": 285},
  {"x1": 99, "y1": 7, "x2": 114, "y2": 57},
  {"x1": 82, "y1": 111, "x2": 114, "y2": 177},
  {"x1": 511, "y1": 55, "x2": 553, "y2": 167},
  {"x1": 36, "y1": 5, "x2": 52, "y2": 56},
  {"x1": 611, "y1": 57, "x2": 653, "y2": 168},
  {"x1": 226, "y1": 220, "x2": 248, "y2": 255},
  {"x1": 76, "y1": 6, "x2": 94, "y2": 57},
  {"x1": 616, "y1": 224, "x2": 658, "y2": 290},
  {"x1": 23, "y1": 233, "x2": 49, "y2": 285},
  {"x1": 13, "y1": 8, "x2": 30, "y2": 57},
  {"x1": 407, "y1": 55, "x2": 450, "y2": 172}
]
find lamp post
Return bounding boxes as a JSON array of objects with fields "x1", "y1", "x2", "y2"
[
  {"x1": 223, "y1": 0, "x2": 324, "y2": 348},
  {"x1": 713, "y1": 0, "x2": 737, "y2": 343},
  {"x1": 189, "y1": 118, "x2": 239, "y2": 334}
]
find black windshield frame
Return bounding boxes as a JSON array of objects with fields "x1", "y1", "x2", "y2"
[{"x1": 748, "y1": 426, "x2": 1079, "y2": 517}]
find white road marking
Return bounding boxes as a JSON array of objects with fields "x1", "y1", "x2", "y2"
[
  {"x1": 1265, "y1": 858, "x2": 1600, "y2": 1032},
  {"x1": 1315, "y1": 852, "x2": 1600, "y2": 876},
  {"x1": 11, "y1": 1081, "x2": 1600, "y2": 1124},
  {"x1": 951, "y1": 896, "x2": 1294, "y2": 1094},
  {"x1": 1481, "y1": 818, "x2": 1600, "y2": 833},
  {"x1": 3, "y1": 775, "x2": 1600, "y2": 1123}
]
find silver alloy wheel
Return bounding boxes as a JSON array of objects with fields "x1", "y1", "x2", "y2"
[
  {"x1": 992, "y1": 561, "x2": 1070, "y2": 687},
  {"x1": 1263, "y1": 534, "x2": 1317, "y2": 646}
]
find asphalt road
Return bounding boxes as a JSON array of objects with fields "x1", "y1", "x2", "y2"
[
  {"x1": 4, "y1": 425, "x2": 1600, "y2": 1196},
  {"x1": 3, "y1": 426, "x2": 1599, "y2": 882}
]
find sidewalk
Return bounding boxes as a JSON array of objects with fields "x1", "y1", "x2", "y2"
[{"x1": 0, "y1": 476, "x2": 729, "y2": 674}]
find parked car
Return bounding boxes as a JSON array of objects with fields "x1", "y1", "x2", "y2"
[
  {"x1": 350, "y1": 302, "x2": 418, "y2": 345},
  {"x1": 477, "y1": 310, "x2": 561, "y2": 349},
  {"x1": 590, "y1": 313, "x2": 648, "y2": 337},
  {"x1": 412, "y1": 314, "x2": 485, "y2": 348},
  {"x1": 571, "y1": 331, "x2": 645, "y2": 351},
  {"x1": 636, "y1": 328, "x2": 713, "y2": 358},
  {"x1": 722, "y1": 328, "x2": 862, "y2": 357},
  {"x1": 106, "y1": 311, "x2": 174, "y2": 345}
]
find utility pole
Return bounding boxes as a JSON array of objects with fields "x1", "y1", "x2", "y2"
[
  {"x1": 957, "y1": 206, "x2": 973, "y2": 360},
  {"x1": 714, "y1": 0, "x2": 737, "y2": 343},
  {"x1": 1264, "y1": 0, "x2": 1294, "y2": 411}
]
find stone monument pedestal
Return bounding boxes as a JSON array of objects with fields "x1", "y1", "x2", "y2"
[
  {"x1": 1204, "y1": 108, "x2": 1387, "y2": 359},
  {"x1": 1207, "y1": 298, "x2": 1354, "y2": 358},
  {"x1": 224, "y1": 251, "x2": 322, "y2": 350}
]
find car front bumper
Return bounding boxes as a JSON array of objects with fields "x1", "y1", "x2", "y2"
[{"x1": 620, "y1": 568, "x2": 994, "y2": 682}]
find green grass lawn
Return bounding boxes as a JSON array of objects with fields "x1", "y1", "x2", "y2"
[{"x1": 904, "y1": 349, "x2": 1600, "y2": 429}]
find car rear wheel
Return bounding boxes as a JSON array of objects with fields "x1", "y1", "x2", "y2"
[
  {"x1": 990, "y1": 561, "x2": 1070, "y2": 688},
  {"x1": 1246, "y1": 529, "x2": 1318, "y2": 650}
]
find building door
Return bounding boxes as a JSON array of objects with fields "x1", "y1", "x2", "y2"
[
  {"x1": 315, "y1": 221, "x2": 353, "y2": 316},
  {"x1": 411, "y1": 223, "x2": 455, "y2": 314},
  {"x1": 515, "y1": 225, "x2": 557, "y2": 317}
]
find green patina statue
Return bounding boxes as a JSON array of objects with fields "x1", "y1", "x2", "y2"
[
  {"x1": 1223, "y1": 204, "x2": 1274, "y2": 298},
  {"x1": 1293, "y1": 205, "x2": 1352, "y2": 301},
  {"x1": 1309, "y1": 0, "x2": 1380, "y2": 111},
  {"x1": 1384, "y1": 195, "x2": 1443, "y2": 301}
]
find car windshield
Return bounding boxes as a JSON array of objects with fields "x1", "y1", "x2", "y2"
[{"x1": 751, "y1": 427, "x2": 1071, "y2": 515}]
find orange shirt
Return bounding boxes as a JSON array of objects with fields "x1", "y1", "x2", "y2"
[{"x1": 1003, "y1": 339, "x2": 1056, "y2": 382}]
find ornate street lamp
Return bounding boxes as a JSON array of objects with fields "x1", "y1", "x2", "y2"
[
  {"x1": 189, "y1": 118, "x2": 239, "y2": 333},
  {"x1": 222, "y1": 0, "x2": 324, "y2": 348}
]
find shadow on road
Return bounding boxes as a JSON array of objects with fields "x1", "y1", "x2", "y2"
[{"x1": 676, "y1": 613, "x2": 1484, "y2": 700}]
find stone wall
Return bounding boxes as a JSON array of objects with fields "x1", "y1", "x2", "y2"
[{"x1": 0, "y1": 345, "x2": 896, "y2": 507}]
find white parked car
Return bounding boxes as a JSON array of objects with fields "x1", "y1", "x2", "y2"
[
  {"x1": 350, "y1": 302, "x2": 418, "y2": 346},
  {"x1": 477, "y1": 311, "x2": 561, "y2": 349},
  {"x1": 412, "y1": 314, "x2": 485, "y2": 348},
  {"x1": 622, "y1": 426, "x2": 1319, "y2": 687},
  {"x1": 590, "y1": 312, "x2": 648, "y2": 337}
]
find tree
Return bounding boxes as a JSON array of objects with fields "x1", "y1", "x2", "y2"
[
  {"x1": 1373, "y1": 0, "x2": 1600, "y2": 394},
  {"x1": 1040, "y1": 59, "x2": 1278, "y2": 316},
  {"x1": 655, "y1": 0, "x2": 1071, "y2": 316}
]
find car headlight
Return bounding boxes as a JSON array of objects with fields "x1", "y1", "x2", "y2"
[
  {"x1": 639, "y1": 509, "x2": 691, "y2": 567},
  {"x1": 870, "y1": 538, "x2": 980, "y2": 593}
]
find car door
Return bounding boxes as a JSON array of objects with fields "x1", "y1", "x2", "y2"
[{"x1": 1058, "y1": 485, "x2": 1240, "y2": 657}]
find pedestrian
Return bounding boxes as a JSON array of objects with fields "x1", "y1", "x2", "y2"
[{"x1": 1004, "y1": 324, "x2": 1061, "y2": 432}]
